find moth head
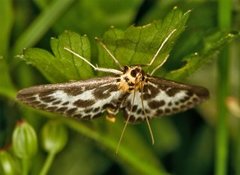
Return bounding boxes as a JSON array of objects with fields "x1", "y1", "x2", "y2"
[{"x1": 119, "y1": 66, "x2": 146, "y2": 92}]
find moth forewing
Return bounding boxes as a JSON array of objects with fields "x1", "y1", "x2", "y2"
[{"x1": 17, "y1": 76, "x2": 125, "y2": 120}]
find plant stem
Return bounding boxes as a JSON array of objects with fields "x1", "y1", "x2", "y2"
[
  {"x1": 216, "y1": 0, "x2": 232, "y2": 175},
  {"x1": 237, "y1": 121, "x2": 240, "y2": 175},
  {"x1": 40, "y1": 152, "x2": 56, "y2": 175},
  {"x1": 236, "y1": 30, "x2": 240, "y2": 175},
  {"x1": 216, "y1": 50, "x2": 229, "y2": 175},
  {"x1": 22, "y1": 158, "x2": 29, "y2": 175}
]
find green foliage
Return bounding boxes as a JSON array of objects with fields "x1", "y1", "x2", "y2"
[
  {"x1": 0, "y1": 58, "x2": 16, "y2": 99},
  {"x1": 166, "y1": 31, "x2": 238, "y2": 80},
  {"x1": 0, "y1": 0, "x2": 13, "y2": 56},
  {"x1": 23, "y1": 8, "x2": 190, "y2": 82},
  {"x1": 23, "y1": 32, "x2": 93, "y2": 83},
  {"x1": 99, "y1": 8, "x2": 189, "y2": 72},
  {"x1": 0, "y1": 1, "x2": 239, "y2": 175},
  {"x1": 13, "y1": 0, "x2": 75, "y2": 55}
]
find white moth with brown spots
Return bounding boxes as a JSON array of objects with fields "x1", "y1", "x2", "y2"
[{"x1": 17, "y1": 29, "x2": 209, "y2": 152}]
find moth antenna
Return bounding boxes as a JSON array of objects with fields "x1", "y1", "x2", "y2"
[
  {"x1": 150, "y1": 54, "x2": 169, "y2": 75},
  {"x1": 64, "y1": 47, "x2": 122, "y2": 75},
  {"x1": 95, "y1": 37, "x2": 123, "y2": 70},
  {"x1": 141, "y1": 87, "x2": 155, "y2": 144},
  {"x1": 116, "y1": 90, "x2": 136, "y2": 154},
  {"x1": 147, "y1": 29, "x2": 176, "y2": 67}
]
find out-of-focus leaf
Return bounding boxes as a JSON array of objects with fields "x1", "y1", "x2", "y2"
[
  {"x1": 48, "y1": 132, "x2": 111, "y2": 175},
  {"x1": 13, "y1": 0, "x2": 74, "y2": 55},
  {"x1": 63, "y1": 118, "x2": 166, "y2": 175},
  {"x1": 47, "y1": 0, "x2": 143, "y2": 37},
  {"x1": 0, "y1": 0, "x2": 13, "y2": 56},
  {"x1": 0, "y1": 58, "x2": 16, "y2": 99},
  {"x1": 152, "y1": 118, "x2": 180, "y2": 155},
  {"x1": 165, "y1": 31, "x2": 239, "y2": 80},
  {"x1": 182, "y1": 126, "x2": 213, "y2": 175}
]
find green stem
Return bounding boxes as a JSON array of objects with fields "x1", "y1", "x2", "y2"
[
  {"x1": 39, "y1": 152, "x2": 56, "y2": 175},
  {"x1": 22, "y1": 158, "x2": 29, "y2": 175},
  {"x1": 236, "y1": 28, "x2": 240, "y2": 175},
  {"x1": 216, "y1": 0, "x2": 232, "y2": 175},
  {"x1": 237, "y1": 121, "x2": 240, "y2": 175},
  {"x1": 216, "y1": 50, "x2": 229, "y2": 175}
]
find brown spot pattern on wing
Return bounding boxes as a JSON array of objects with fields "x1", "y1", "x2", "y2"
[
  {"x1": 38, "y1": 90, "x2": 56, "y2": 97},
  {"x1": 93, "y1": 84, "x2": 118, "y2": 99},
  {"x1": 142, "y1": 84, "x2": 159, "y2": 99},
  {"x1": 165, "y1": 88, "x2": 180, "y2": 97},
  {"x1": 39, "y1": 96, "x2": 56, "y2": 103},
  {"x1": 148, "y1": 100, "x2": 165, "y2": 109},
  {"x1": 63, "y1": 88, "x2": 84, "y2": 96},
  {"x1": 66, "y1": 108, "x2": 77, "y2": 115},
  {"x1": 73, "y1": 99, "x2": 95, "y2": 108}
]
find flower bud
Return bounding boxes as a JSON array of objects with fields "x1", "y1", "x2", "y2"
[
  {"x1": 0, "y1": 150, "x2": 19, "y2": 175},
  {"x1": 41, "y1": 121, "x2": 68, "y2": 154},
  {"x1": 12, "y1": 120, "x2": 38, "y2": 159}
]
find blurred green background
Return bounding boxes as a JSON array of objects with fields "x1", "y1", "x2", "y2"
[{"x1": 0, "y1": 0, "x2": 239, "y2": 175}]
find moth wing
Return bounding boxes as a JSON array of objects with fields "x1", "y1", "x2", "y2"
[
  {"x1": 17, "y1": 76, "x2": 124, "y2": 119},
  {"x1": 122, "y1": 76, "x2": 209, "y2": 122}
]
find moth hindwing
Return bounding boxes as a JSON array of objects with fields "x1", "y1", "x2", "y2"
[{"x1": 17, "y1": 29, "x2": 209, "y2": 152}]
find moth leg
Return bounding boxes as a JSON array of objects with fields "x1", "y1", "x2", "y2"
[{"x1": 106, "y1": 107, "x2": 118, "y2": 123}]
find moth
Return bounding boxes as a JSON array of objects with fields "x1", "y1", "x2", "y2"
[{"x1": 17, "y1": 29, "x2": 209, "y2": 152}]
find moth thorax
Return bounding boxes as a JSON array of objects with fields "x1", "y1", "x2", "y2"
[{"x1": 118, "y1": 66, "x2": 146, "y2": 92}]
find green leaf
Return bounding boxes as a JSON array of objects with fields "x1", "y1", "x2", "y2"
[
  {"x1": 165, "y1": 31, "x2": 239, "y2": 80},
  {"x1": 98, "y1": 7, "x2": 190, "y2": 73},
  {"x1": 23, "y1": 31, "x2": 93, "y2": 83}
]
